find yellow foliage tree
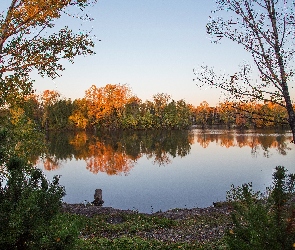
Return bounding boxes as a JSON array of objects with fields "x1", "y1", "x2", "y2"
[{"x1": 85, "y1": 84, "x2": 133, "y2": 129}]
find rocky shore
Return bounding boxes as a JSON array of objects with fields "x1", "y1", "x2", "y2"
[{"x1": 62, "y1": 203, "x2": 233, "y2": 244}]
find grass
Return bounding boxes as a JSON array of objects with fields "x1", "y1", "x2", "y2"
[{"x1": 66, "y1": 208, "x2": 231, "y2": 249}]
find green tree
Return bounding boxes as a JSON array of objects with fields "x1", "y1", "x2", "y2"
[
  {"x1": 121, "y1": 96, "x2": 141, "y2": 129},
  {"x1": 176, "y1": 99, "x2": 193, "y2": 129},
  {"x1": 0, "y1": 0, "x2": 97, "y2": 106},
  {"x1": 47, "y1": 99, "x2": 74, "y2": 130},
  {"x1": 162, "y1": 100, "x2": 178, "y2": 128},
  {"x1": 1, "y1": 106, "x2": 45, "y2": 164},
  {"x1": 19, "y1": 94, "x2": 43, "y2": 128},
  {"x1": 152, "y1": 93, "x2": 171, "y2": 128},
  {"x1": 194, "y1": 0, "x2": 295, "y2": 142},
  {"x1": 138, "y1": 100, "x2": 154, "y2": 129}
]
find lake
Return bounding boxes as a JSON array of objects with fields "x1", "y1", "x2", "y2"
[{"x1": 37, "y1": 128, "x2": 295, "y2": 213}]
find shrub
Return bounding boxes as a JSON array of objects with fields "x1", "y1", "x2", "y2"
[
  {"x1": 0, "y1": 157, "x2": 82, "y2": 249},
  {"x1": 226, "y1": 166, "x2": 295, "y2": 250}
]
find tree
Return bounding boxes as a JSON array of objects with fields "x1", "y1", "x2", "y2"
[
  {"x1": 0, "y1": 156, "x2": 82, "y2": 249},
  {"x1": 152, "y1": 93, "x2": 171, "y2": 128},
  {"x1": 47, "y1": 98, "x2": 74, "y2": 130},
  {"x1": 121, "y1": 96, "x2": 141, "y2": 129},
  {"x1": 69, "y1": 98, "x2": 89, "y2": 129},
  {"x1": 39, "y1": 89, "x2": 61, "y2": 130},
  {"x1": 193, "y1": 0, "x2": 295, "y2": 143},
  {"x1": 0, "y1": 0, "x2": 97, "y2": 106},
  {"x1": 85, "y1": 84, "x2": 133, "y2": 129},
  {"x1": 194, "y1": 101, "x2": 212, "y2": 127},
  {"x1": 0, "y1": 2, "x2": 95, "y2": 247},
  {"x1": 218, "y1": 101, "x2": 236, "y2": 128}
]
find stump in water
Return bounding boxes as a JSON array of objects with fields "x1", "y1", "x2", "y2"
[{"x1": 92, "y1": 189, "x2": 104, "y2": 206}]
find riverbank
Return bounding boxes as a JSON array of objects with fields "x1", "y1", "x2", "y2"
[{"x1": 62, "y1": 203, "x2": 233, "y2": 249}]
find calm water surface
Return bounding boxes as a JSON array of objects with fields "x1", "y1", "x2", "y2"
[{"x1": 37, "y1": 129, "x2": 295, "y2": 213}]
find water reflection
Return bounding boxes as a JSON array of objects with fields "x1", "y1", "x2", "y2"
[
  {"x1": 37, "y1": 129, "x2": 292, "y2": 174},
  {"x1": 39, "y1": 130, "x2": 194, "y2": 174},
  {"x1": 194, "y1": 129, "x2": 292, "y2": 157}
]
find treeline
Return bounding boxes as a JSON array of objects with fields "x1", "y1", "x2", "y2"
[
  {"x1": 1, "y1": 83, "x2": 292, "y2": 131},
  {"x1": 4, "y1": 84, "x2": 193, "y2": 131},
  {"x1": 192, "y1": 101, "x2": 291, "y2": 129}
]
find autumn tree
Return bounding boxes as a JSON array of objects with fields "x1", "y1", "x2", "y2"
[
  {"x1": 69, "y1": 98, "x2": 89, "y2": 129},
  {"x1": 194, "y1": 0, "x2": 295, "y2": 142},
  {"x1": 194, "y1": 101, "x2": 212, "y2": 128},
  {"x1": 217, "y1": 102, "x2": 236, "y2": 128},
  {"x1": 85, "y1": 84, "x2": 133, "y2": 129},
  {"x1": 0, "y1": 2, "x2": 95, "y2": 246},
  {"x1": 0, "y1": 0, "x2": 97, "y2": 106}
]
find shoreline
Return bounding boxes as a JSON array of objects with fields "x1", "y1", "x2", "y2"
[
  {"x1": 62, "y1": 201, "x2": 232, "y2": 218},
  {"x1": 62, "y1": 202, "x2": 233, "y2": 245}
]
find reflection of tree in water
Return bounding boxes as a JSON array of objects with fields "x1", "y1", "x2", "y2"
[
  {"x1": 219, "y1": 134, "x2": 235, "y2": 148},
  {"x1": 140, "y1": 130, "x2": 194, "y2": 166},
  {"x1": 86, "y1": 142, "x2": 135, "y2": 175},
  {"x1": 36, "y1": 132, "x2": 76, "y2": 170},
  {"x1": 39, "y1": 130, "x2": 194, "y2": 174},
  {"x1": 275, "y1": 135, "x2": 291, "y2": 156},
  {"x1": 194, "y1": 130, "x2": 292, "y2": 157},
  {"x1": 38, "y1": 156, "x2": 60, "y2": 171}
]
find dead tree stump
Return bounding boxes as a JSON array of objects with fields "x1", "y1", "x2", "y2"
[{"x1": 92, "y1": 189, "x2": 104, "y2": 206}]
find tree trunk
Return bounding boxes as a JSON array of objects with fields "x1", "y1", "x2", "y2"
[
  {"x1": 285, "y1": 100, "x2": 295, "y2": 143},
  {"x1": 269, "y1": 0, "x2": 295, "y2": 143},
  {"x1": 281, "y1": 82, "x2": 295, "y2": 143}
]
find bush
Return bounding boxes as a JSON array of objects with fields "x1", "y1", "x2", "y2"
[
  {"x1": 0, "y1": 157, "x2": 82, "y2": 249},
  {"x1": 226, "y1": 166, "x2": 295, "y2": 250}
]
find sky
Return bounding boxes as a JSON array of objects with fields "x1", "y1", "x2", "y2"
[{"x1": 4, "y1": 0, "x2": 294, "y2": 107}]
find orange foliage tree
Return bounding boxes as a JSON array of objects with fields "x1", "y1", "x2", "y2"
[
  {"x1": 69, "y1": 98, "x2": 89, "y2": 129},
  {"x1": 193, "y1": 101, "x2": 288, "y2": 129},
  {"x1": 0, "y1": 0, "x2": 97, "y2": 106},
  {"x1": 85, "y1": 84, "x2": 134, "y2": 129},
  {"x1": 194, "y1": 101, "x2": 212, "y2": 127},
  {"x1": 217, "y1": 102, "x2": 236, "y2": 128}
]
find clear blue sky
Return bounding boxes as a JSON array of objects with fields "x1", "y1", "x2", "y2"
[{"x1": 5, "y1": 0, "x2": 283, "y2": 106}]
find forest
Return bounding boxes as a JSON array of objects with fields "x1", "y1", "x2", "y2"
[{"x1": 0, "y1": 83, "x2": 292, "y2": 131}]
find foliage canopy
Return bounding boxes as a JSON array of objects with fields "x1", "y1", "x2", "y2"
[{"x1": 0, "y1": 0, "x2": 97, "y2": 105}]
